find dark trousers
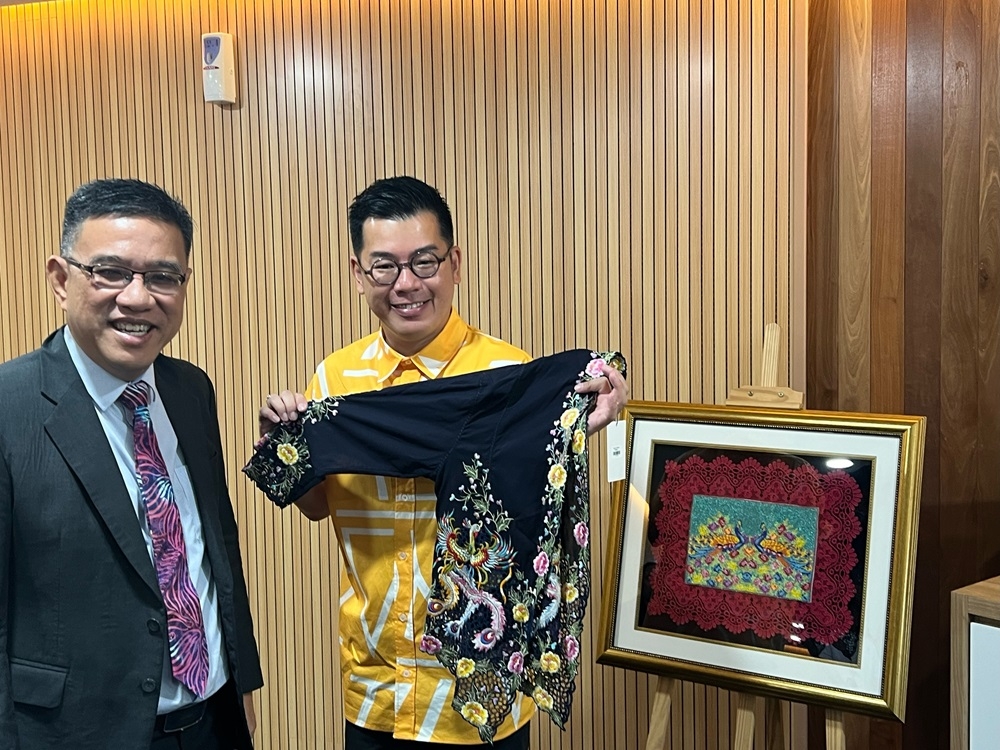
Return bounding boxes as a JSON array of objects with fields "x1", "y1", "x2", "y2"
[
  {"x1": 150, "y1": 680, "x2": 251, "y2": 750},
  {"x1": 344, "y1": 721, "x2": 530, "y2": 749}
]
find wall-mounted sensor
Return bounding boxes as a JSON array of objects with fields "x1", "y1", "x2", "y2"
[{"x1": 202, "y1": 33, "x2": 236, "y2": 104}]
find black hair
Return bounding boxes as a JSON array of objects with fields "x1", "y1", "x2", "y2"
[
  {"x1": 347, "y1": 176, "x2": 454, "y2": 256},
  {"x1": 60, "y1": 178, "x2": 194, "y2": 257}
]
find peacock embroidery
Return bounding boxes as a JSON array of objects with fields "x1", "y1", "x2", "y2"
[
  {"x1": 687, "y1": 518, "x2": 750, "y2": 564},
  {"x1": 753, "y1": 522, "x2": 814, "y2": 576},
  {"x1": 684, "y1": 496, "x2": 819, "y2": 602}
]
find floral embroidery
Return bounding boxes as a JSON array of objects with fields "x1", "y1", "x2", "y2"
[
  {"x1": 242, "y1": 428, "x2": 310, "y2": 506},
  {"x1": 420, "y1": 635, "x2": 442, "y2": 654},
  {"x1": 461, "y1": 701, "x2": 489, "y2": 726},
  {"x1": 547, "y1": 463, "x2": 567, "y2": 488},
  {"x1": 533, "y1": 551, "x2": 549, "y2": 576},
  {"x1": 512, "y1": 603, "x2": 529, "y2": 623},
  {"x1": 574, "y1": 521, "x2": 589, "y2": 547},
  {"x1": 241, "y1": 397, "x2": 339, "y2": 508},
  {"x1": 572, "y1": 429, "x2": 586, "y2": 455},
  {"x1": 455, "y1": 658, "x2": 476, "y2": 678},
  {"x1": 276, "y1": 443, "x2": 299, "y2": 465},
  {"x1": 563, "y1": 583, "x2": 579, "y2": 603},
  {"x1": 563, "y1": 635, "x2": 580, "y2": 661},
  {"x1": 559, "y1": 407, "x2": 580, "y2": 429},
  {"x1": 507, "y1": 651, "x2": 524, "y2": 673},
  {"x1": 540, "y1": 652, "x2": 561, "y2": 673},
  {"x1": 533, "y1": 686, "x2": 554, "y2": 710}
]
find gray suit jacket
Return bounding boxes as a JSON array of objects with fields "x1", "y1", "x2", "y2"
[{"x1": 0, "y1": 329, "x2": 263, "y2": 749}]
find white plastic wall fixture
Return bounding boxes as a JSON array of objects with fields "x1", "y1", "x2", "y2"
[{"x1": 202, "y1": 33, "x2": 236, "y2": 105}]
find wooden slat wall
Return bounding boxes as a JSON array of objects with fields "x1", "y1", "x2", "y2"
[
  {"x1": 808, "y1": 0, "x2": 1000, "y2": 748},
  {"x1": 0, "y1": 2, "x2": 807, "y2": 748}
]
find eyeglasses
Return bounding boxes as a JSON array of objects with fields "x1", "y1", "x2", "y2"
[
  {"x1": 359, "y1": 247, "x2": 454, "y2": 286},
  {"x1": 64, "y1": 257, "x2": 187, "y2": 296}
]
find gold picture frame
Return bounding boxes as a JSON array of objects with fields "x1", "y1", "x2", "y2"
[{"x1": 596, "y1": 401, "x2": 925, "y2": 720}]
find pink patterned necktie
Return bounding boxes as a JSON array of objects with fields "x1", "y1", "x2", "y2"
[{"x1": 120, "y1": 381, "x2": 209, "y2": 697}]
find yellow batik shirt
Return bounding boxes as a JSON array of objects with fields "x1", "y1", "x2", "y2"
[{"x1": 304, "y1": 309, "x2": 534, "y2": 743}]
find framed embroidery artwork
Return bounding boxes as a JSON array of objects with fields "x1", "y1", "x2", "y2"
[{"x1": 596, "y1": 401, "x2": 925, "y2": 720}]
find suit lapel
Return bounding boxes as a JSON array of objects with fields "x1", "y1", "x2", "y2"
[
  {"x1": 40, "y1": 331, "x2": 161, "y2": 597},
  {"x1": 156, "y1": 362, "x2": 230, "y2": 591}
]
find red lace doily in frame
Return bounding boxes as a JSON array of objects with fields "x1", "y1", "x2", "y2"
[{"x1": 646, "y1": 454, "x2": 863, "y2": 645}]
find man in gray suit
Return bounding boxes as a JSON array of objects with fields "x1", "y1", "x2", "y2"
[{"x1": 0, "y1": 179, "x2": 263, "y2": 749}]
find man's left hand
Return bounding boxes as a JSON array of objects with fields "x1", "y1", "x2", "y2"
[
  {"x1": 243, "y1": 692, "x2": 257, "y2": 737},
  {"x1": 576, "y1": 362, "x2": 629, "y2": 435}
]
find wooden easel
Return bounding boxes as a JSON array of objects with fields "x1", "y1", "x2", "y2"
[
  {"x1": 645, "y1": 324, "x2": 823, "y2": 750},
  {"x1": 644, "y1": 679, "x2": 793, "y2": 750},
  {"x1": 725, "y1": 322, "x2": 804, "y2": 411},
  {"x1": 824, "y1": 711, "x2": 847, "y2": 750}
]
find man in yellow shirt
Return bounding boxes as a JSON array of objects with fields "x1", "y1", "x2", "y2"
[{"x1": 259, "y1": 176, "x2": 627, "y2": 748}]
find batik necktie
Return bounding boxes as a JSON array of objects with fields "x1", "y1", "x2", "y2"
[{"x1": 120, "y1": 381, "x2": 209, "y2": 697}]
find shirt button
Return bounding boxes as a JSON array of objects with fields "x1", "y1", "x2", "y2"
[
  {"x1": 141, "y1": 678, "x2": 157, "y2": 693},
  {"x1": 398, "y1": 612, "x2": 408, "y2": 622},
  {"x1": 398, "y1": 552, "x2": 407, "y2": 561},
  {"x1": 402, "y1": 669, "x2": 412, "y2": 678},
  {"x1": 146, "y1": 618, "x2": 161, "y2": 634}
]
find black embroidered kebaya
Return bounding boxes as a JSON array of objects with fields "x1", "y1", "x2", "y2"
[{"x1": 243, "y1": 349, "x2": 626, "y2": 742}]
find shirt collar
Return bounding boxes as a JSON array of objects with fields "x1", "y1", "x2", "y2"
[
  {"x1": 374, "y1": 308, "x2": 469, "y2": 383},
  {"x1": 63, "y1": 326, "x2": 158, "y2": 412}
]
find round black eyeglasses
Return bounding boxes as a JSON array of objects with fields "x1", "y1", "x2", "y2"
[{"x1": 359, "y1": 246, "x2": 454, "y2": 286}]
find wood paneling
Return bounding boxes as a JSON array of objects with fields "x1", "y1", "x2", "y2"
[
  {"x1": 902, "y1": 0, "x2": 945, "y2": 746},
  {"x1": 0, "y1": 1, "x2": 806, "y2": 747},
  {"x1": 806, "y1": 0, "x2": 839, "y2": 414},
  {"x1": 870, "y1": 0, "x2": 906, "y2": 415},
  {"x1": 979, "y1": 0, "x2": 1000, "y2": 591},
  {"x1": 838, "y1": 0, "x2": 872, "y2": 413},
  {"x1": 809, "y1": 0, "x2": 1000, "y2": 748},
  {"x1": 940, "y1": 3, "x2": 982, "y2": 749}
]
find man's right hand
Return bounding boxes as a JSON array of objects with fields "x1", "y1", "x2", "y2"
[{"x1": 257, "y1": 390, "x2": 308, "y2": 441}]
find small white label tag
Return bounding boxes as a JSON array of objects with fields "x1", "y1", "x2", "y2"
[{"x1": 606, "y1": 419, "x2": 627, "y2": 482}]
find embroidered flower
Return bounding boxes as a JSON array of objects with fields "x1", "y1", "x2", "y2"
[
  {"x1": 574, "y1": 522, "x2": 589, "y2": 547},
  {"x1": 563, "y1": 583, "x2": 579, "y2": 603},
  {"x1": 533, "y1": 686, "x2": 554, "y2": 710},
  {"x1": 586, "y1": 358, "x2": 605, "y2": 378},
  {"x1": 456, "y1": 657, "x2": 476, "y2": 678},
  {"x1": 507, "y1": 651, "x2": 525, "y2": 674},
  {"x1": 540, "y1": 651, "x2": 561, "y2": 673},
  {"x1": 533, "y1": 552, "x2": 550, "y2": 576},
  {"x1": 513, "y1": 602, "x2": 530, "y2": 623},
  {"x1": 559, "y1": 407, "x2": 580, "y2": 429},
  {"x1": 564, "y1": 635, "x2": 580, "y2": 661},
  {"x1": 548, "y1": 464, "x2": 567, "y2": 488},
  {"x1": 460, "y1": 701, "x2": 489, "y2": 726},
  {"x1": 276, "y1": 443, "x2": 299, "y2": 466},
  {"x1": 572, "y1": 429, "x2": 586, "y2": 454},
  {"x1": 419, "y1": 635, "x2": 442, "y2": 655}
]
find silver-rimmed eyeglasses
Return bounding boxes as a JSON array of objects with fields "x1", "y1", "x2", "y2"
[
  {"x1": 359, "y1": 246, "x2": 454, "y2": 286},
  {"x1": 64, "y1": 257, "x2": 188, "y2": 296}
]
